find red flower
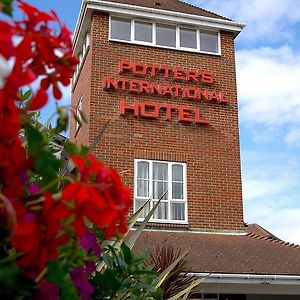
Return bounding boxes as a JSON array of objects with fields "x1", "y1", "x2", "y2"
[
  {"x1": 27, "y1": 88, "x2": 48, "y2": 111},
  {"x1": 17, "y1": 1, "x2": 55, "y2": 28},
  {"x1": 11, "y1": 194, "x2": 70, "y2": 271},
  {"x1": 62, "y1": 155, "x2": 132, "y2": 238},
  {"x1": 0, "y1": 20, "x2": 15, "y2": 59},
  {"x1": 0, "y1": 0, "x2": 78, "y2": 103}
]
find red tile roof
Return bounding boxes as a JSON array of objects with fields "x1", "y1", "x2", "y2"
[
  {"x1": 244, "y1": 223, "x2": 279, "y2": 239},
  {"x1": 104, "y1": 0, "x2": 231, "y2": 20},
  {"x1": 134, "y1": 228, "x2": 300, "y2": 275}
]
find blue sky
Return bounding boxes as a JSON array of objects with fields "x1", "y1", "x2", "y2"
[{"x1": 20, "y1": 0, "x2": 300, "y2": 243}]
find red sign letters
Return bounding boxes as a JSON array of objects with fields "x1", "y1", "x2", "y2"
[{"x1": 103, "y1": 61, "x2": 229, "y2": 125}]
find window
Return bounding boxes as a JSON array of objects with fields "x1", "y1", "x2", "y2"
[
  {"x1": 180, "y1": 28, "x2": 197, "y2": 49},
  {"x1": 75, "y1": 96, "x2": 83, "y2": 132},
  {"x1": 156, "y1": 24, "x2": 176, "y2": 47},
  {"x1": 200, "y1": 30, "x2": 219, "y2": 53},
  {"x1": 134, "y1": 21, "x2": 152, "y2": 43},
  {"x1": 134, "y1": 159, "x2": 187, "y2": 222},
  {"x1": 72, "y1": 32, "x2": 90, "y2": 86},
  {"x1": 110, "y1": 17, "x2": 131, "y2": 41},
  {"x1": 82, "y1": 33, "x2": 90, "y2": 57},
  {"x1": 109, "y1": 16, "x2": 220, "y2": 54},
  {"x1": 78, "y1": 52, "x2": 83, "y2": 67}
]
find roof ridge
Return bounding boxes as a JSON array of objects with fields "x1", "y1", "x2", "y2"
[
  {"x1": 246, "y1": 233, "x2": 300, "y2": 249},
  {"x1": 176, "y1": 0, "x2": 232, "y2": 21}
]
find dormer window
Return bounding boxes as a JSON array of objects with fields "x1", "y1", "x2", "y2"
[
  {"x1": 134, "y1": 21, "x2": 152, "y2": 43},
  {"x1": 180, "y1": 28, "x2": 197, "y2": 49},
  {"x1": 111, "y1": 17, "x2": 131, "y2": 41},
  {"x1": 156, "y1": 24, "x2": 176, "y2": 47},
  {"x1": 109, "y1": 16, "x2": 220, "y2": 55},
  {"x1": 200, "y1": 30, "x2": 219, "y2": 53}
]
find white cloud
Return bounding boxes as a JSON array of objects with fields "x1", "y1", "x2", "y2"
[
  {"x1": 284, "y1": 127, "x2": 300, "y2": 146},
  {"x1": 236, "y1": 46, "x2": 300, "y2": 127},
  {"x1": 242, "y1": 150, "x2": 300, "y2": 244},
  {"x1": 246, "y1": 205, "x2": 300, "y2": 244},
  {"x1": 192, "y1": 0, "x2": 300, "y2": 44}
]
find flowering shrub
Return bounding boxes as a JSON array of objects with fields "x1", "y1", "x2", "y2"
[{"x1": 0, "y1": 1, "x2": 134, "y2": 298}]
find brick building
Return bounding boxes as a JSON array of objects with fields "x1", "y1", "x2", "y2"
[{"x1": 71, "y1": 0, "x2": 300, "y2": 298}]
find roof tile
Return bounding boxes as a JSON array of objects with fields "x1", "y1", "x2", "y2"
[
  {"x1": 134, "y1": 230, "x2": 300, "y2": 275},
  {"x1": 104, "y1": 0, "x2": 231, "y2": 20}
]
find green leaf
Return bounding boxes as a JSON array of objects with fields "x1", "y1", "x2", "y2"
[
  {"x1": 25, "y1": 123, "x2": 45, "y2": 156},
  {"x1": 90, "y1": 269, "x2": 121, "y2": 298},
  {"x1": 124, "y1": 192, "x2": 166, "y2": 249},
  {"x1": 131, "y1": 251, "x2": 149, "y2": 265},
  {"x1": 121, "y1": 243, "x2": 132, "y2": 264},
  {"x1": 25, "y1": 122, "x2": 62, "y2": 191},
  {"x1": 54, "y1": 108, "x2": 69, "y2": 134},
  {"x1": 155, "y1": 249, "x2": 189, "y2": 289},
  {"x1": 127, "y1": 197, "x2": 151, "y2": 228},
  {"x1": 0, "y1": 261, "x2": 21, "y2": 290},
  {"x1": 102, "y1": 252, "x2": 114, "y2": 269},
  {"x1": 22, "y1": 89, "x2": 32, "y2": 101},
  {"x1": 47, "y1": 261, "x2": 79, "y2": 300},
  {"x1": 64, "y1": 141, "x2": 81, "y2": 155},
  {"x1": 166, "y1": 277, "x2": 204, "y2": 300},
  {"x1": 0, "y1": 0, "x2": 13, "y2": 16}
]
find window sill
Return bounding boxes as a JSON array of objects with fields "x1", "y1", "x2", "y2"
[
  {"x1": 109, "y1": 38, "x2": 221, "y2": 56},
  {"x1": 137, "y1": 218, "x2": 188, "y2": 225}
]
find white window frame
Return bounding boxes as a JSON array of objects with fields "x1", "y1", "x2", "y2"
[
  {"x1": 109, "y1": 15, "x2": 221, "y2": 55},
  {"x1": 72, "y1": 32, "x2": 91, "y2": 87},
  {"x1": 134, "y1": 159, "x2": 188, "y2": 224}
]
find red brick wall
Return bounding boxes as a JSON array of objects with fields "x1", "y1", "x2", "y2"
[{"x1": 71, "y1": 11, "x2": 244, "y2": 232}]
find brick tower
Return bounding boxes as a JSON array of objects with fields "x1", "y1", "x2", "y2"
[
  {"x1": 71, "y1": 1, "x2": 300, "y2": 297},
  {"x1": 71, "y1": 0, "x2": 244, "y2": 233}
]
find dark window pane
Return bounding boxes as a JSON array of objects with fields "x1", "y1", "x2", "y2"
[
  {"x1": 135, "y1": 199, "x2": 150, "y2": 218},
  {"x1": 137, "y1": 179, "x2": 149, "y2": 197},
  {"x1": 135, "y1": 21, "x2": 152, "y2": 43},
  {"x1": 111, "y1": 18, "x2": 131, "y2": 41},
  {"x1": 200, "y1": 30, "x2": 218, "y2": 53},
  {"x1": 171, "y1": 203, "x2": 185, "y2": 220},
  {"x1": 153, "y1": 181, "x2": 168, "y2": 200},
  {"x1": 172, "y1": 182, "x2": 183, "y2": 199},
  {"x1": 137, "y1": 161, "x2": 149, "y2": 179},
  {"x1": 172, "y1": 164, "x2": 183, "y2": 181},
  {"x1": 153, "y1": 162, "x2": 168, "y2": 180},
  {"x1": 180, "y1": 28, "x2": 197, "y2": 48},
  {"x1": 156, "y1": 24, "x2": 176, "y2": 47},
  {"x1": 153, "y1": 201, "x2": 168, "y2": 219}
]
